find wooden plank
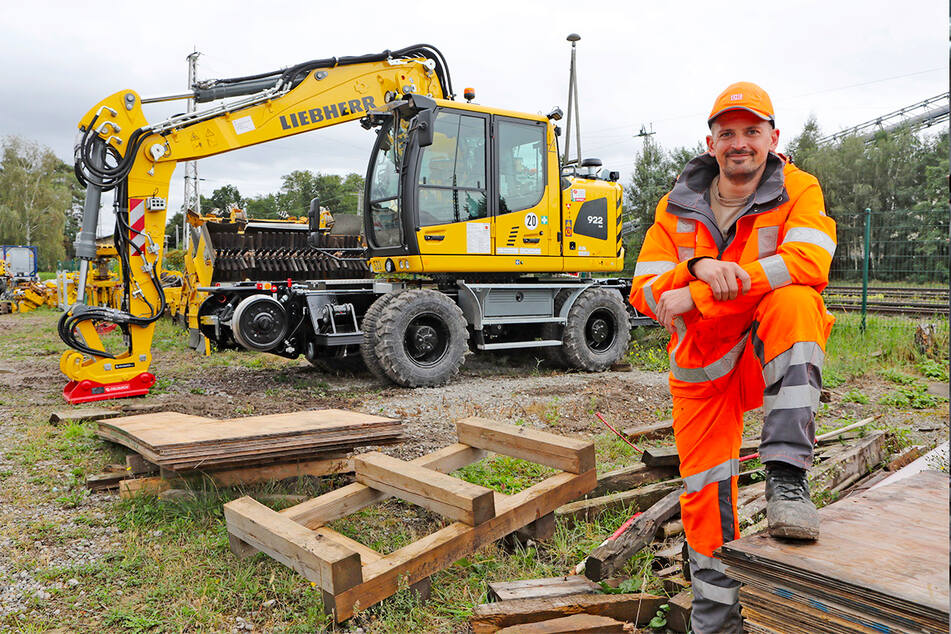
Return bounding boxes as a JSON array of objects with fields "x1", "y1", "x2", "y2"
[
  {"x1": 620, "y1": 419, "x2": 672, "y2": 440},
  {"x1": 456, "y1": 418, "x2": 595, "y2": 474},
  {"x1": 584, "y1": 488, "x2": 683, "y2": 581},
  {"x1": 281, "y1": 443, "x2": 486, "y2": 529},
  {"x1": 329, "y1": 469, "x2": 597, "y2": 621},
  {"x1": 487, "y1": 576, "x2": 601, "y2": 602},
  {"x1": 50, "y1": 407, "x2": 120, "y2": 424},
  {"x1": 469, "y1": 593, "x2": 664, "y2": 633},
  {"x1": 353, "y1": 451, "x2": 496, "y2": 526},
  {"x1": 662, "y1": 575, "x2": 690, "y2": 595},
  {"x1": 496, "y1": 613, "x2": 631, "y2": 633},
  {"x1": 513, "y1": 512, "x2": 556, "y2": 543},
  {"x1": 117, "y1": 456, "x2": 352, "y2": 499},
  {"x1": 223, "y1": 496, "x2": 362, "y2": 595},
  {"x1": 556, "y1": 479, "x2": 681, "y2": 524},
  {"x1": 85, "y1": 472, "x2": 127, "y2": 491},
  {"x1": 125, "y1": 453, "x2": 157, "y2": 475},
  {"x1": 590, "y1": 463, "x2": 679, "y2": 497}
]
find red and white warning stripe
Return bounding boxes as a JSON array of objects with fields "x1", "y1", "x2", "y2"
[{"x1": 129, "y1": 198, "x2": 147, "y2": 252}]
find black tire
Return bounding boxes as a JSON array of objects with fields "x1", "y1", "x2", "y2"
[
  {"x1": 562, "y1": 287, "x2": 631, "y2": 372},
  {"x1": 374, "y1": 289, "x2": 468, "y2": 387},
  {"x1": 360, "y1": 291, "x2": 402, "y2": 379},
  {"x1": 307, "y1": 343, "x2": 366, "y2": 375},
  {"x1": 541, "y1": 290, "x2": 571, "y2": 368}
]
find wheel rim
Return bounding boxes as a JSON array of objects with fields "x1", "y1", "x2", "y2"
[
  {"x1": 585, "y1": 308, "x2": 617, "y2": 352},
  {"x1": 403, "y1": 312, "x2": 451, "y2": 367}
]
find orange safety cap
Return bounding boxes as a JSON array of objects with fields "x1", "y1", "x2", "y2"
[{"x1": 708, "y1": 81, "x2": 774, "y2": 127}]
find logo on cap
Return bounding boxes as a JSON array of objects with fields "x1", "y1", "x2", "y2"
[{"x1": 730, "y1": 94, "x2": 743, "y2": 101}]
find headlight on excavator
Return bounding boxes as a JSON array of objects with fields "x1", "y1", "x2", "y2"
[{"x1": 385, "y1": 258, "x2": 395, "y2": 273}]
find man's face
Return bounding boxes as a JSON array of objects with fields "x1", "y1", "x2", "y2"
[{"x1": 706, "y1": 110, "x2": 780, "y2": 184}]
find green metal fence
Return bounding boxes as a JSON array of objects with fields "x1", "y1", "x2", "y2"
[{"x1": 829, "y1": 209, "x2": 949, "y2": 285}]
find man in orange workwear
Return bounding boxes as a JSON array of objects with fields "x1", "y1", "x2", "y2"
[{"x1": 629, "y1": 82, "x2": 836, "y2": 633}]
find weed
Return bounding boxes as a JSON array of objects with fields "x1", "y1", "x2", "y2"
[
  {"x1": 627, "y1": 326, "x2": 669, "y2": 372},
  {"x1": 880, "y1": 385, "x2": 942, "y2": 409},
  {"x1": 842, "y1": 390, "x2": 870, "y2": 404},
  {"x1": 190, "y1": 387, "x2": 206, "y2": 395},
  {"x1": 918, "y1": 358, "x2": 949, "y2": 382}
]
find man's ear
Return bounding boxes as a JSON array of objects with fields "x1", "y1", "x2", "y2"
[
  {"x1": 769, "y1": 127, "x2": 780, "y2": 152},
  {"x1": 706, "y1": 134, "x2": 715, "y2": 154}
]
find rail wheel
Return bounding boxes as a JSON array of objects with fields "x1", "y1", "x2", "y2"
[
  {"x1": 374, "y1": 289, "x2": 468, "y2": 387},
  {"x1": 562, "y1": 287, "x2": 631, "y2": 371},
  {"x1": 231, "y1": 294, "x2": 288, "y2": 352}
]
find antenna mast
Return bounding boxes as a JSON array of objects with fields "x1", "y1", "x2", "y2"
[
  {"x1": 182, "y1": 50, "x2": 201, "y2": 248},
  {"x1": 562, "y1": 33, "x2": 583, "y2": 167}
]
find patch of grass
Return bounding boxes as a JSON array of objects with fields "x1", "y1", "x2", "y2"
[
  {"x1": 455, "y1": 455, "x2": 555, "y2": 494},
  {"x1": 878, "y1": 368, "x2": 917, "y2": 385},
  {"x1": 826, "y1": 312, "x2": 949, "y2": 382},
  {"x1": 879, "y1": 385, "x2": 943, "y2": 409},
  {"x1": 841, "y1": 390, "x2": 870, "y2": 404}
]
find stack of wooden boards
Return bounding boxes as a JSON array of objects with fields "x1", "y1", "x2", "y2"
[
  {"x1": 94, "y1": 409, "x2": 403, "y2": 472},
  {"x1": 719, "y1": 470, "x2": 949, "y2": 634},
  {"x1": 224, "y1": 417, "x2": 597, "y2": 623}
]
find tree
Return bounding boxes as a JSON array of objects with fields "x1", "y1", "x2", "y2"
[
  {"x1": 0, "y1": 137, "x2": 72, "y2": 269},
  {"x1": 276, "y1": 171, "x2": 364, "y2": 219},
  {"x1": 623, "y1": 138, "x2": 703, "y2": 268},
  {"x1": 201, "y1": 184, "x2": 243, "y2": 213}
]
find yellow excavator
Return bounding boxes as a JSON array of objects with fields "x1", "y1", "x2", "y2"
[{"x1": 60, "y1": 43, "x2": 645, "y2": 403}]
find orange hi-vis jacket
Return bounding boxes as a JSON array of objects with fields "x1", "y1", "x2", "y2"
[{"x1": 629, "y1": 152, "x2": 837, "y2": 400}]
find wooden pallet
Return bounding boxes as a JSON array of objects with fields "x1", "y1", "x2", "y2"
[{"x1": 224, "y1": 417, "x2": 597, "y2": 622}]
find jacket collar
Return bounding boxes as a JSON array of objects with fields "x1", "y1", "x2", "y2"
[{"x1": 666, "y1": 151, "x2": 788, "y2": 249}]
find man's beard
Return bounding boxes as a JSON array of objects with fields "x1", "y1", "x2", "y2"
[{"x1": 722, "y1": 152, "x2": 761, "y2": 185}]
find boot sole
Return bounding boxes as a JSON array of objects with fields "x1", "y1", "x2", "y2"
[{"x1": 768, "y1": 524, "x2": 819, "y2": 540}]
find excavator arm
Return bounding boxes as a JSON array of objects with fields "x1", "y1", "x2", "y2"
[{"x1": 60, "y1": 44, "x2": 452, "y2": 403}]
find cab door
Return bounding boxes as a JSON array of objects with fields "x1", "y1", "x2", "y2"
[
  {"x1": 414, "y1": 109, "x2": 490, "y2": 256},
  {"x1": 492, "y1": 117, "x2": 551, "y2": 257}
]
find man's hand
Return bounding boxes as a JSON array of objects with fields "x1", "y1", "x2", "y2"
[
  {"x1": 693, "y1": 258, "x2": 752, "y2": 301},
  {"x1": 656, "y1": 286, "x2": 695, "y2": 334}
]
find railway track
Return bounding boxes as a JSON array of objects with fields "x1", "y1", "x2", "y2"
[{"x1": 824, "y1": 285, "x2": 948, "y2": 316}]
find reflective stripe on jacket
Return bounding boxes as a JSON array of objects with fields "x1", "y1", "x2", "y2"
[{"x1": 629, "y1": 152, "x2": 836, "y2": 398}]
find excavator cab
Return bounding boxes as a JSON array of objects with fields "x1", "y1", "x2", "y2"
[{"x1": 363, "y1": 95, "x2": 623, "y2": 276}]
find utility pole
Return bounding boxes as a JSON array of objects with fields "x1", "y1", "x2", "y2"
[{"x1": 182, "y1": 50, "x2": 201, "y2": 250}]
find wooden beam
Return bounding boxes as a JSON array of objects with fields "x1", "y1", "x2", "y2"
[
  {"x1": 353, "y1": 452, "x2": 496, "y2": 526},
  {"x1": 556, "y1": 479, "x2": 681, "y2": 524},
  {"x1": 641, "y1": 439, "x2": 758, "y2": 468},
  {"x1": 282, "y1": 443, "x2": 486, "y2": 529},
  {"x1": 117, "y1": 456, "x2": 352, "y2": 499},
  {"x1": 809, "y1": 430, "x2": 887, "y2": 492},
  {"x1": 49, "y1": 407, "x2": 120, "y2": 425},
  {"x1": 584, "y1": 488, "x2": 683, "y2": 581},
  {"x1": 469, "y1": 593, "x2": 664, "y2": 633},
  {"x1": 456, "y1": 418, "x2": 595, "y2": 474},
  {"x1": 328, "y1": 469, "x2": 597, "y2": 621},
  {"x1": 620, "y1": 419, "x2": 673, "y2": 440},
  {"x1": 667, "y1": 590, "x2": 692, "y2": 633},
  {"x1": 590, "y1": 463, "x2": 679, "y2": 497},
  {"x1": 223, "y1": 496, "x2": 362, "y2": 595}
]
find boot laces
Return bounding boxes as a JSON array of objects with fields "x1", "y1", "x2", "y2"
[{"x1": 768, "y1": 466, "x2": 810, "y2": 501}]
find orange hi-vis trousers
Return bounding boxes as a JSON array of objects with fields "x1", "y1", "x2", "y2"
[{"x1": 675, "y1": 285, "x2": 833, "y2": 633}]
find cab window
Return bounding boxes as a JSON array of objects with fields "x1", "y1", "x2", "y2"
[
  {"x1": 498, "y1": 120, "x2": 545, "y2": 214},
  {"x1": 417, "y1": 112, "x2": 487, "y2": 226}
]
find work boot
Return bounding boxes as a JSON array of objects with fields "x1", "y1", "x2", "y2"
[{"x1": 764, "y1": 461, "x2": 819, "y2": 540}]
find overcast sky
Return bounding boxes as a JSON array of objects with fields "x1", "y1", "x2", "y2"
[{"x1": 1, "y1": 0, "x2": 947, "y2": 234}]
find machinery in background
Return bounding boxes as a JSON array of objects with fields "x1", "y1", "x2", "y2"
[
  {"x1": 0, "y1": 245, "x2": 57, "y2": 313},
  {"x1": 61, "y1": 43, "x2": 648, "y2": 403}
]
